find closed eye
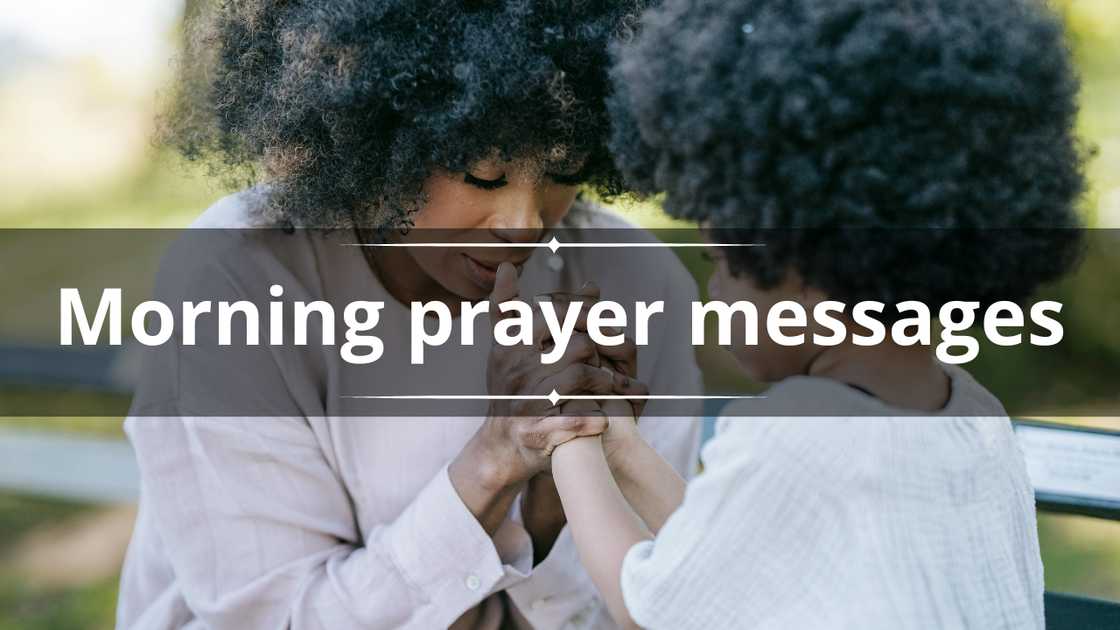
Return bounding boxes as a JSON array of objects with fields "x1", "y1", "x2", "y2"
[{"x1": 464, "y1": 172, "x2": 508, "y2": 190}]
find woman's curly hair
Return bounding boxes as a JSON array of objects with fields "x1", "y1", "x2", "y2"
[
  {"x1": 609, "y1": 0, "x2": 1089, "y2": 308},
  {"x1": 163, "y1": 0, "x2": 649, "y2": 228}
]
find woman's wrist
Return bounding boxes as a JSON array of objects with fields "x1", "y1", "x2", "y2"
[
  {"x1": 522, "y1": 473, "x2": 568, "y2": 564},
  {"x1": 523, "y1": 473, "x2": 566, "y2": 527},
  {"x1": 453, "y1": 431, "x2": 520, "y2": 494},
  {"x1": 448, "y1": 435, "x2": 526, "y2": 535}
]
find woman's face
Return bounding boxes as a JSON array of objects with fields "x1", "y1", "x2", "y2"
[{"x1": 399, "y1": 154, "x2": 584, "y2": 301}]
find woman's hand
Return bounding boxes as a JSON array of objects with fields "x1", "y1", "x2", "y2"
[
  {"x1": 474, "y1": 264, "x2": 616, "y2": 479},
  {"x1": 588, "y1": 306, "x2": 645, "y2": 420},
  {"x1": 449, "y1": 263, "x2": 614, "y2": 533}
]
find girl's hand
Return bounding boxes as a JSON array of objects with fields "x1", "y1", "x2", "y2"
[{"x1": 599, "y1": 372, "x2": 649, "y2": 472}]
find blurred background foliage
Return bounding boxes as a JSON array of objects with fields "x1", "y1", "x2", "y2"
[{"x1": 0, "y1": 1, "x2": 1117, "y2": 628}]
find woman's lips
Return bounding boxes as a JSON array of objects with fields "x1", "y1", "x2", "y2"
[
  {"x1": 463, "y1": 254, "x2": 500, "y2": 291},
  {"x1": 462, "y1": 253, "x2": 530, "y2": 292}
]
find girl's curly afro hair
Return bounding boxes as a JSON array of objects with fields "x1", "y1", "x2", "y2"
[
  {"x1": 163, "y1": 0, "x2": 651, "y2": 228},
  {"x1": 609, "y1": 0, "x2": 1089, "y2": 308}
]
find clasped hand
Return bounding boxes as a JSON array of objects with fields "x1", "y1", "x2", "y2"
[
  {"x1": 471, "y1": 262, "x2": 646, "y2": 488},
  {"x1": 446, "y1": 260, "x2": 646, "y2": 553}
]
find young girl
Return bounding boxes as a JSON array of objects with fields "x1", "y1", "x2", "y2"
[{"x1": 553, "y1": 0, "x2": 1086, "y2": 628}]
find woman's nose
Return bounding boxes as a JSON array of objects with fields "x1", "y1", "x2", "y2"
[{"x1": 488, "y1": 197, "x2": 545, "y2": 243}]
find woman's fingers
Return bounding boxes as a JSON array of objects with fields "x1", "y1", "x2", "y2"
[
  {"x1": 611, "y1": 370, "x2": 650, "y2": 419},
  {"x1": 534, "y1": 362, "x2": 616, "y2": 400},
  {"x1": 518, "y1": 333, "x2": 606, "y2": 396},
  {"x1": 556, "y1": 398, "x2": 603, "y2": 418},
  {"x1": 507, "y1": 358, "x2": 626, "y2": 418},
  {"x1": 509, "y1": 367, "x2": 649, "y2": 417},
  {"x1": 489, "y1": 262, "x2": 521, "y2": 320},
  {"x1": 608, "y1": 368, "x2": 645, "y2": 395},
  {"x1": 574, "y1": 280, "x2": 601, "y2": 302},
  {"x1": 513, "y1": 411, "x2": 601, "y2": 448},
  {"x1": 547, "y1": 331, "x2": 602, "y2": 369},
  {"x1": 596, "y1": 333, "x2": 638, "y2": 378},
  {"x1": 528, "y1": 405, "x2": 608, "y2": 455},
  {"x1": 531, "y1": 299, "x2": 592, "y2": 348},
  {"x1": 530, "y1": 282, "x2": 599, "y2": 347}
]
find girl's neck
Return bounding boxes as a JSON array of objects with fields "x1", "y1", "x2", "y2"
[{"x1": 806, "y1": 342, "x2": 951, "y2": 412}]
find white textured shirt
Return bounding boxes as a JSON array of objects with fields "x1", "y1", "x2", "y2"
[
  {"x1": 117, "y1": 192, "x2": 704, "y2": 630},
  {"x1": 621, "y1": 367, "x2": 1044, "y2": 630}
]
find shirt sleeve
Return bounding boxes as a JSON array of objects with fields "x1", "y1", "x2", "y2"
[
  {"x1": 618, "y1": 419, "x2": 861, "y2": 630},
  {"x1": 119, "y1": 236, "x2": 539, "y2": 629},
  {"x1": 125, "y1": 416, "x2": 532, "y2": 630}
]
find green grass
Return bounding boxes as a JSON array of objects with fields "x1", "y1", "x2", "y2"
[
  {"x1": 0, "y1": 416, "x2": 125, "y2": 439},
  {"x1": 1039, "y1": 513, "x2": 1120, "y2": 600},
  {"x1": 0, "y1": 388, "x2": 132, "y2": 430},
  {"x1": 0, "y1": 494, "x2": 113, "y2": 626},
  {"x1": 0, "y1": 151, "x2": 222, "y2": 229},
  {"x1": 0, "y1": 576, "x2": 118, "y2": 630},
  {"x1": 0, "y1": 496, "x2": 117, "y2": 630},
  {"x1": 0, "y1": 495, "x2": 92, "y2": 555}
]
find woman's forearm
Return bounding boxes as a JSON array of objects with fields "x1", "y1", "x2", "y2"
[
  {"x1": 552, "y1": 436, "x2": 648, "y2": 630},
  {"x1": 448, "y1": 436, "x2": 524, "y2": 535},
  {"x1": 521, "y1": 473, "x2": 568, "y2": 565},
  {"x1": 608, "y1": 436, "x2": 688, "y2": 534}
]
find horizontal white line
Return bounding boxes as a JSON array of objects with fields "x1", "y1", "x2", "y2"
[
  {"x1": 341, "y1": 394, "x2": 765, "y2": 400},
  {"x1": 342, "y1": 242, "x2": 764, "y2": 248},
  {"x1": 553, "y1": 243, "x2": 764, "y2": 248},
  {"x1": 557, "y1": 395, "x2": 766, "y2": 400},
  {"x1": 345, "y1": 243, "x2": 539, "y2": 248},
  {"x1": 343, "y1": 394, "x2": 539, "y2": 400}
]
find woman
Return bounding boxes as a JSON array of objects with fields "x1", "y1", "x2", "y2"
[{"x1": 118, "y1": 2, "x2": 702, "y2": 629}]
